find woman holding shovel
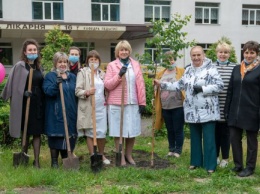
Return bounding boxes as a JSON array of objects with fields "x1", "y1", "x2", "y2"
[
  {"x1": 1, "y1": 39, "x2": 44, "y2": 168},
  {"x1": 76, "y1": 50, "x2": 110, "y2": 166},
  {"x1": 43, "y1": 52, "x2": 78, "y2": 168},
  {"x1": 104, "y1": 40, "x2": 146, "y2": 166}
]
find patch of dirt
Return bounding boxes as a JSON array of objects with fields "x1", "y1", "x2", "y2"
[{"x1": 5, "y1": 187, "x2": 54, "y2": 194}]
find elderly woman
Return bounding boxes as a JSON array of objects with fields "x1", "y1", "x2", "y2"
[
  {"x1": 42, "y1": 52, "x2": 77, "y2": 168},
  {"x1": 104, "y1": 40, "x2": 146, "y2": 166},
  {"x1": 75, "y1": 50, "x2": 110, "y2": 165},
  {"x1": 154, "y1": 46, "x2": 224, "y2": 173},
  {"x1": 225, "y1": 41, "x2": 260, "y2": 177}
]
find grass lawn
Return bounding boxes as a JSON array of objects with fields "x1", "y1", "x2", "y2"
[{"x1": 0, "y1": 136, "x2": 260, "y2": 194}]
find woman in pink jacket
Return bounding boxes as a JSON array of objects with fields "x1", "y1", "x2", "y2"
[{"x1": 104, "y1": 40, "x2": 146, "y2": 166}]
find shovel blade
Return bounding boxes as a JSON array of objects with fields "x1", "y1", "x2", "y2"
[
  {"x1": 91, "y1": 154, "x2": 103, "y2": 173},
  {"x1": 115, "y1": 152, "x2": 122, "y2": 167},
  {"x1": 13, "y1": 152, "x2": 29, "y2": 167},
  {"x1": 62, "y1": 156, "x2": 80, "y2": 170}
]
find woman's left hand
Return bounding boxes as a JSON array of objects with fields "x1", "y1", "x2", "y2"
[{"x1": 153, "y1": 79, "x2": 161, "y2": 86}]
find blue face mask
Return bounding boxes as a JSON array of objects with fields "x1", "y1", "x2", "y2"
[
  {"x1": 27, "y1": 54, "x2": 38, "y2": 61},
  {"x1": 168, "y1": 63, "x2": 176, "y2": 70},
  {"x1": 69, "y1": 56, "x2": 79, "y2": 64},
  {"x1": 244, "y1": 59, "x2": 257, "y2": 65},
  {"x1": 217, "y1": 59, "x2": 229, "y2": 65}
]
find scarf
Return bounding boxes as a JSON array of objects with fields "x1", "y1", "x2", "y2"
[
  {"x1": 70, "y1": 62, "x2": 78, "y2": 71},
  {"x1": 240, "y1": 60, "x2": 259, "y2": 80},
  {"x1": 120, "y1": 57, "x2": 130, "y2": 67}
]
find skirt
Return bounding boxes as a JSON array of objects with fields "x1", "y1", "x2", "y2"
[{"x1": 48, "y1": 136, "x2": 77, "y2": 151}]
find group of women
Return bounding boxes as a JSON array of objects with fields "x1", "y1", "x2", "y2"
[
  {"x1": 1, "y1": 39, "x2": 146, "y2": 168},
  {"x1": 1, "y1": 38, "x2": 260, "y2": 178},
  {"x1": 154, "y1": 40, "x2": 260, "y2": 177}
]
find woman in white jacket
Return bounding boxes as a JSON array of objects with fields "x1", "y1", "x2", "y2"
[{"x1": 154, "y1": 46, "x2": 224, "y2": 173}]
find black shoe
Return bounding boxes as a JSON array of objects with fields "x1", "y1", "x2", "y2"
[
  {"x1": 51, "y1": 158, "x2": 59, "y2": 168},
  {"x1": 238, "y1": 168, "x2": 254, "y2": 177},
  {"x1": 231, "y1": 167, "x2": 243, "y2": 173}
]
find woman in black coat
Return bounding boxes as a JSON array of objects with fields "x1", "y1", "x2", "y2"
[{"x1": 225, "y1": 41, "x2": 260, "y2": 177}]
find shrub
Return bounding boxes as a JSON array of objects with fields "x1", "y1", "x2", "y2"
[{"x1": 143, "y1": 75, "x2": 153, "y2": 116}]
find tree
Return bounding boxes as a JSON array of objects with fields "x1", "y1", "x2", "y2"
[
  {"x1": 41, "y1": 25, "x2": 73, "y2": 72},
  {"x1": 206, "y1": 36, "x2": 238, "y2": 63},
  {"x1": 136, "y1": 13, "x2": 196, "y2": 72}
]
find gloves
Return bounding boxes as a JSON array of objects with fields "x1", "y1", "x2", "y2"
[
  {"x1": 193, "y1": 85, "x2": 203, "y2": 95},
  {"x1": 56, "y1": 76, "x2": 63, "y2": 84},
  {"x1": 118, "y1": 66, "x2": 127, "y2": 77},
  {"x1": 24, "y1": 91, "x2": 32, "y2": 97},
  {"x1": 139, "y1": 105, "x2": 146, "y2": 115}
]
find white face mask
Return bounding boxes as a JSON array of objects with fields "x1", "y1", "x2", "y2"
[{"x1": 89, "y1": 62, "x2": 99, "y2": 70}]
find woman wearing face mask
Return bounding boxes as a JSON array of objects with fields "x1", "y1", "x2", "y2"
[
  {"x1": 43, "y1": 52, "x2": 77, "y2": 168},
  {"x1": 1, "y1": 39, "x2": 45, "y2": 168},
  {"x1": 225, "y1": 41, "x2": 260, "y2": 177},
  {"x1": 154, "y1": 51, "x2": 185, "y2": 158},
  {"x1": 75, "y1": 50, "x2": 110, "y2": 165},
  {"x1": 213, "y1": 42, "x2": 237, "y2": 168},
  {"x1": 104, "y1": 40, "x2": 146, "y2": 166},
  {"x1": 68, "y1": 46, "x2": 81, "y2": 76}
]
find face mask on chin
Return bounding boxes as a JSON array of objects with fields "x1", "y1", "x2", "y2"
[{"x1": 167, "y1": 63, "x2": 176, "y2": 70}]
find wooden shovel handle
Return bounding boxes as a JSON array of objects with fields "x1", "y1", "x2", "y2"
[
  {"x1": 119, "y1": 74, "x2": 125, "y2": 145},
  {"x1": 90, "y1": 64, "x2": 98, "y2": 147},
  {"x1": 58, "y1": 72, "x2": 72, "y2": 156},
  {"x1": 22, "y1": 68, "x2": 33, "y2": 149}
]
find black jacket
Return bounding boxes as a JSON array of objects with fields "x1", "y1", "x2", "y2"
[{"x1": 225, "y1": 65, "x2": 260, "y2": 131}]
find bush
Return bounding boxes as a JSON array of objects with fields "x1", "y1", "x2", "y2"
[{"x1": 143, "y1": 75, "x2": 153, "y2": 116}]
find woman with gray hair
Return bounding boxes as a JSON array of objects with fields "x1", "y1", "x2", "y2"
[{"x1": 42, "y1": 52, "x2": 78, "y2": 168}]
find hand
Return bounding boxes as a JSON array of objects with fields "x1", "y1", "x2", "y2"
[
  {"x1": 24, "y1": 91, "x2": 32, "y2": 97},
  {"x1": 86, "y1": 87, "x2": 96, "y2": 96},
  {"x1": 56, "y1": 76, "x2": 62, "y2": 84},
  {"x1": 193, "y1": 85, "x2": 203, "y2": 95},
  {"x1": 153, "y1": 79, "x2": 161, "y2": 86},
  {"x1": 118, "y1": 66, "x2": 127, "y2": 77},
  {"x1": 139, "y1": 105, "x2": 146, "y2": 115}
]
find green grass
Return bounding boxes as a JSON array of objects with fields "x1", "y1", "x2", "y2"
[{"x1": 0, "y1": 137, "x2": 260, "y2": 193}]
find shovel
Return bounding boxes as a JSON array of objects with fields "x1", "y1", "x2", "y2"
[
  {"x1": 57, "y1": 71, "x2": 80, "y2": 170},
  {"x1": 115, "y1": 74, "x2": 126, "y2": 166},
  {"x1": 13, "y1": 68, "x2": 33, "y2": 167},
  {"x1": 90, "y1": 63, "x2": 103, "y2": 172}
]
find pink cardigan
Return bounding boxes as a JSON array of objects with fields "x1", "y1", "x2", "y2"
[{"x1": 104, "y1": 58, "x2": 146, "y2": 106}]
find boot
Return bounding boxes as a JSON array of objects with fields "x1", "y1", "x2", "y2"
[
  {"x1": 51, "y1": 158, "x2": 59, "y2": 168},
  {"x1": 50, "y1": 149, "x2": 59, "y2": 168}
]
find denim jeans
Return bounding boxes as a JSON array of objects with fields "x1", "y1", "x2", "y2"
[{"x1": 162, "y1": 107, "x2": 184, "y2": 154}]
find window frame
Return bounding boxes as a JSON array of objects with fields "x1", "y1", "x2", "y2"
[
  {"x1": 91, "y1": 0, "x2": 120, "y2": 22},
  {"x1": 145, "y1": 0, "x2": 171, "y2": 22},
  {"x1": 32, "y1": 0, "x2": 64, "y2": 21},
  {"x1": 195, "y1": 3, "x2": 219, "y2": 24},
  {"x1": 0, "y1": 43, "x2": 13, "y2": 66},
  {"x1": 242, "y1": 5, "x2": 260, "y2": 25}
]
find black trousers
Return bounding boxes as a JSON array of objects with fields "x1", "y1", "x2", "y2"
[
  {"x1": 215, "y1": 122, "x2": 230, "y2": 159},
  {"x1": 230, "y1": 127, "x2": 258, "y2": 170}
]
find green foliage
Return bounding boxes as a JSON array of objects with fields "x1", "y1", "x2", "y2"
[
  {"x1": 206, "y1": 36, "x2": 238, "y2": 63},
  {"x1": 137, "y1": 13, "x2": 196, "y2": 71},
  {"x1": 41, "y1": 25, "x2": 73, "y2": 72},
  {"x1": 143, "y1": 75, "x2": 153, "y2": 116}
]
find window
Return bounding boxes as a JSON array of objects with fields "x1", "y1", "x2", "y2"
[
  {"x1": 242, "y1": 5, "x2": 260, "y2": 25},
  {"x1": 195, "y1": 2, "x2": 219, "y2": 24},
  {"x1": 72, "y1": 42, "x2": 95, "y2": 65},
  {"x1": 110, "y1": 43, "x2": 116, "y2": 62},
  {"x1": 92, "y1": 0, "x2": 120, "y2": 22},
  {"x1": 145, "y1": 43, "x2": 170, "y2": 64},
  {"x1": 32, "y1": 0, "x2": 63, "y2": 20},
  {"x1": 0, "y1": 0, "x2": 2, "y2": 18},
  {"x1": 197, "y1": 43, "x2": 212, "y2": 53},
  {"x1": 145, "y1": 0, "x2": 171, "y2": 22},
  {"x1": 0, "y1": 43, "x2": 13, "y2": 66}
]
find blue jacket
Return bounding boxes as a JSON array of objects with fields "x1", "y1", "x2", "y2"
[{"x1": 42, "y1": 71, "x2": 77, "y2": 137}]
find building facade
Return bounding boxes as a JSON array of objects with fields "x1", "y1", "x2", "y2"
[{"x1": 0, "y1": 0, "x2": 259, "y2": 73}]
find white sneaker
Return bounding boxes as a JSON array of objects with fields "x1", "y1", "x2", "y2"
[
  {"x1": 219, "y1": 159, "x2": 228, "y2": 168},
  {"x1": 103, "y1": 159, "x2": 111, "y2": 165}
]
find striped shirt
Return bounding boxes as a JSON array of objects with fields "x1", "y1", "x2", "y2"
[{"x1": 214, "y1": 62, "x2": 237, "y2": 121}]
